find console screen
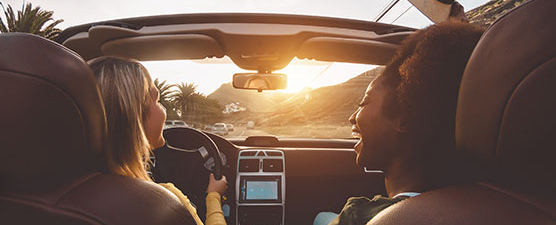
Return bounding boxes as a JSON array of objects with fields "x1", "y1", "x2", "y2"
[{"x1": 245, "y1": 181, "x2": 278, "y2": 200}]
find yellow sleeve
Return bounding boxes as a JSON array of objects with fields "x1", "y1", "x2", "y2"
[
  {"x1": 158, "y1": 183, "x2": 204, "y2": 225},
  {"x1": 205, "y1": 192, "x2": 227, "y2": 225}
]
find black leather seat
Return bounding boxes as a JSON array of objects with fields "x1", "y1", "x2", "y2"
[
  {"x1": 0, "y1": 33, "x2": 195, "y2": 225},
  {"x1": 367, "y1": 0, "x2": 556, "y2": 224}
]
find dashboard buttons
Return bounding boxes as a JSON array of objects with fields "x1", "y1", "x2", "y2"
[
  {"x1": 239, "y1": 159, "x2": 260, "y2": 172},
  {"x1": 263, "y1": 159, "x2": 283, "y2": 172}
]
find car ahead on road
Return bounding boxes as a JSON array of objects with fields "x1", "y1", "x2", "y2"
[
  {"x1": 203, "y1": 125, "x2": 213, "y2": 131},
  {"x1": 2, "y1": 1, "x2": 552, "y2": 224},
  {"x1": 163, "y1": 120, "x2": 189, "y2": 130},
  {"x1": 246, "y1": 121, "x2": 255, "y2": 130},
  {"x1": 211, "y1": 123, "x2": 228, "y2": 136},
  {"x1": 226, "y1": 124, "x2": 234, "y2": 132}
]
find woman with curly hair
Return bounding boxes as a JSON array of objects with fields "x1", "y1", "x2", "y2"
[{"x1": 315, "y1": 21, "x2": 484, "y2": 225}]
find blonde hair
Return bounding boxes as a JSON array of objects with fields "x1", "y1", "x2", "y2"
[{"x1": 88, "y1": 56, "x2": 156, "y2": 181}]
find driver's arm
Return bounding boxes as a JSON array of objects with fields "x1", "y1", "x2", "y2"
[
  {"x1": 205, "y1": 173, "x2": 228, "y2": 225},
  {"x1": 205, "y1": 192, "x2": 226, "y2": 225}
]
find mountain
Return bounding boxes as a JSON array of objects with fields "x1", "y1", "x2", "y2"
[
  {"x1": 261, "y1": 67, "x2": 384, "y2": 126},
  {"x1": 467, "y1": 0, "x2": 527, "y2": 27},
  {"x1": 208, "y1": 82, "x2": 293, "y2": 112},
  {"x1": 207, "y1": 67, "x2": 383, "y2": 126}
]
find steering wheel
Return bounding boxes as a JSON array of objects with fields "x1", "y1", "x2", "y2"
[{"x1": 151, "y1": 127, "x2": 224, "y2": 221}]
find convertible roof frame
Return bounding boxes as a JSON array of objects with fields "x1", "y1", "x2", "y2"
[{"x1": 58, "y1": 13, "x2": 416, "y2": 71}]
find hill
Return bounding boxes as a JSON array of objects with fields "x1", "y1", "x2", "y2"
[
  {"x1": 260, "y1": 67, "x2": 384, "y2": 126},
  {"x1": 207, "y1": 67, "x2": 383, "y2": 126},
  {"x1": 208, "y1": 82, "x2": 293, "y2": 112}
]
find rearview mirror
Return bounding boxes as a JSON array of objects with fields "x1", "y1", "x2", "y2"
[{"x1": 233, "y1": 73, "x2": 287, "y2": 92}]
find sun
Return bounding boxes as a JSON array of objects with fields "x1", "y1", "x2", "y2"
[
  {"x1": 276, "y1": 63, "x2": 329, "y2": 93},
  {"x1": 276, "y1": 58, "x2": 377, "y2": 93}
]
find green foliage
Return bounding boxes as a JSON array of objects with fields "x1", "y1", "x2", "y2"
[
  {"x1": 154, "y1": 80, "x2": 223, "y2": 126},
  {"x1": 154, "y1": 78, "x2": 174, "y2": 100},
  {"x1": 154, "y1": 78, "x2": 179, "y2": 119},
  {"x1": 170, "y1": 82, "x2": 198, "y2": 119},
  {"x1": 189, "y1": 93, "x2": 224, "y2": 125},
  {"x1": 0, "y1": 2, "x2": 63, "y2": 40}
]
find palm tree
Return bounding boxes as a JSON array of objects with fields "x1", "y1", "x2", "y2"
[
  {"x1": 170, "y1": 82, "x2": 198, "y2": 120},
  {"x1": 154, "y1": 78, "x2": 174, "y2": 103},
  {"x1": 0, "y1": 2, "x2": 64, "y2": 40},
  {"x1": 154, "y1": 78, "x2": 180, "y2": 119}
]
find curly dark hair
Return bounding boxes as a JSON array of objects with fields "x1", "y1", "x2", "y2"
[{"x1": 380, "y1": 22, "x2": 484, "y2": 187}]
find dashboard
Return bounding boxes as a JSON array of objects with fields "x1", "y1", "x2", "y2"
[
  {"x1": 236, "y1": 149, "x2": 285, "y2": 225},
  {"x1": 154, "y1": 131, "x2": 386, "y2": 225}
]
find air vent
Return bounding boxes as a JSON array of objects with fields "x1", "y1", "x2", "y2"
[
  {"x1": 239, "y1": 159, "x2": 259, "y2": 172},
  {"x1": 240, "y1": 151, "x2": 257, "y2": 156},
  {"x1": 266, "y1": 151, "x2": 282, "y2": 156},
  {"x1": 263, "y1": 159, "x2": 283, "y2": 172}
]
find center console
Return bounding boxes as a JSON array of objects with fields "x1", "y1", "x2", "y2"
[{"x1": 236, "y1": 149, "x2": 285, "y2": 225}]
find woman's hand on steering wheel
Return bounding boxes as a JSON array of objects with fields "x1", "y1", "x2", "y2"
[
  {"x1": 153, "y1": 127, "x2": 226, "y2": 221},
  {"x1": 207, "y1": 173, "x2": 228, "y2": 195}
]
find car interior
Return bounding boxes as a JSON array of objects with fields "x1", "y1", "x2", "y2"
[{"x1": 0, "y1": 0, "x2": 554, "y2": 224}]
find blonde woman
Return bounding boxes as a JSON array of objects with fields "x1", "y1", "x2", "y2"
[{"x1": 88, "y1": 56, "x2": 227, "y2": 225}]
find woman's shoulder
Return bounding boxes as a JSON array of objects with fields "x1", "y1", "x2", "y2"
[
  {"x1": 158, "y1": 182, "x2": 177, "y2": 190},
  {"x1": 158, "y1": 183, "x2": 190, "y2": 202}
]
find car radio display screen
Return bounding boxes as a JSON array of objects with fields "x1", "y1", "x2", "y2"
[{"x1": 245, "y1": 181, "x2": 278, "y2": 200}]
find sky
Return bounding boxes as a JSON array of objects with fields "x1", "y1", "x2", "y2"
[{"x1": 2, "y1": 0, "x2": 489, "y2": 94}]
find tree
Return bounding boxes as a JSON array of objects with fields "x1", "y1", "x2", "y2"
[
  {"x1": 0, "y1": 2, "x2": 64, "y2": 40},
  {"x1": 189, "y1": 93, "x2": 222, "y2": 124},
  {"x1": 153, "y1": 78, "x2": 179, "y2": 119},
  {"x1": 154, "y1": 78, "x2": 175, "y2": 107},
  {"x1": 170, "y1": 82, "x2": 198, "y2": 120},
  {"x1": 168, "y1": 82, "x2": 224, "y2": 125},
  {"x1": 197, "y1": 95, "x2": 224, "y2": 124}
]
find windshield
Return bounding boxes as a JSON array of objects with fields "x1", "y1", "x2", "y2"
[
  {"x1": 7, "y1": 0, "x2": 489, "y2": 138},
  {"x1": 145, "y1": 57, "x2": 378, "y2": 138}
]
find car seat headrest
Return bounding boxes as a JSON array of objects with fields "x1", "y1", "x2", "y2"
[
  {"x1": 455, "y1": 0, "x2": 556, "y2": 196},
  {"x1": 0, "y1": 33, "x2": 108, "y2": 192}
]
